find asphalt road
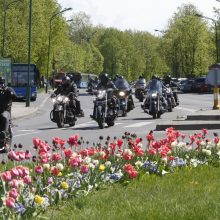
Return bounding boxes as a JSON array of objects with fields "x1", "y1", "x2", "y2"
[{"x1": 10, "y1": 90, "x2": 216, "y2": 153}]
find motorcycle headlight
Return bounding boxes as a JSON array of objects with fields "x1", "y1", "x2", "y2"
[
  {"x1": 151, "y1": 93, "x2": 157, "y2": 98},
  {"x1": 97, "y1": 90, "x2": 106, "y2": 99},
  {"x1": 63, "y1": 97, "x2": 69, "y2": 102},
  {"x1": 57, "y1": 96, "x2": 63, "y2": 102},
  {"x1": 52, "y1": 98, "x2": 56, "y2": 103},
  {"x1": 119, "y1": 91, "x2": 125, "y2": 97}
]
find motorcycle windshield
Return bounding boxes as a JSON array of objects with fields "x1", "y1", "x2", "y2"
[
  {"x1": 114, "y1": 78, "x2": 130, "y2": 90},
  {"x1": 147, "y1": 79, "x2": 163, "y2": 96}
]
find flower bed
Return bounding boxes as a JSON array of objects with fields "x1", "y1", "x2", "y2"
[{"x1": 0, "y1": 127, "x2": 220, "y2": 219}]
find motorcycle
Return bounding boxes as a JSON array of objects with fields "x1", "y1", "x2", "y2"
[
  {"x1": 163, "y1": 84, "x2": 176, "y2": 112},
  {"x1": 114, "y1": 77, "x2": 134, "y2": 117},
  {"x1": 0, "y1": 118, "x2": 12, "y2": 153},
  {"x1": 142, "y1": 79, "x2": 166, "y2": 119},
  {"x1": 92, "y1": 89, "x2": 117, "y2": 129},
  {"x1": 135, "y1": 78, "x2": 147, "y2": 102},
  {"x1": 50, "y1": 93, "x2": 77, "y2": 128},
  {"x1": 86, "y1": 80, "x2": 99, "y2": 95}
]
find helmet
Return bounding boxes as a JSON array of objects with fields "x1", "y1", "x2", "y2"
[
  {"x1": 0, "y1": 76, "x2": 5, "y2": 88},
  {"x1": 99, "y1": 73, "x2": 109, "y2": 84},
  {"x1": 62, "y1": 76, "x2": 71, "y2": 86},
  {"x1": 165, "y1": 74, "x2": 172, "y2": 83},
  {"x1": 151, "y1": 75, "x2": 158, "y2": 80}
]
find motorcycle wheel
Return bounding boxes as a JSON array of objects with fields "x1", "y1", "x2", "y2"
[
  {"x1": 55, "y1": 111, "x2": 65, "y2": 128},
  {"x1": 139, "y1": 93, "x2": 144, "y2": 102},
  {"x1": 97, "y1": 106, "x2": 105, "y2": 129},
  {"x1": 152, "y1": 113, "x2": 157, "y2": 119},
  {"x1": 168, "y1": 98, "x2": 172, "y2": 112},
  {"x1": 106, "y1": 120, "x2": 115, "y2": 127},
  {"x1": 69, "y1": 121, "x2": 75, "y2": 127}
]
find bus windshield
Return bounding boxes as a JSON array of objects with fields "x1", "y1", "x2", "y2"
[{"x1": 11, "y1": 71, "x2": 36, "y2": 87}]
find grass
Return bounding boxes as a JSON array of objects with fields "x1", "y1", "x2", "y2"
[{"x1": 41, "y1": 166, "x2": 220, "y2": 220}]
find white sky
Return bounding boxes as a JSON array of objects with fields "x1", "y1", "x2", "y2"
[{"x1": 57, "y1": 0, "x2": 220, "y2": 34}]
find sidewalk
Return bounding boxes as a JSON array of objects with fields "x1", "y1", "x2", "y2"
[
  {"x1": 11, "y1": 102, "x2": 39, "y2": 120},
  {"x1": 156, "y1": 109, "x2": 220, "y2": 131}
]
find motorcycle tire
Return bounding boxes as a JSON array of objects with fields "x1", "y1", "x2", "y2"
[
  {"x1": 97, "y1": 106, "x2": 105, "y2": 129},
  {"x1": 55, "y1": 111, "x2": 65, "y2": 128},
  {"x1": 69, "y1": 121, "x2": 75, "y2": 127},
  {"x1": 106, "y1": 120, "x2": 115, "y2": 127},
  {"x1": 139, "y1": 93, "x2": 144, "y2": 102},
  {"x1": 152, "y1": 113, "x2": 157, "y2": 119},
  {"x1": 168, "y1": 98, "x2": 172, "y2": 112}
]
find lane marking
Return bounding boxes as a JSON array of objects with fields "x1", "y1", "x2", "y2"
[
  {"x1": 176, "y1": 107, "x2": 197, "y2": 112},
  {"x1": 124, "y1": 122, "x2": 152, "y2": 128},
  {"x1": 18, "y1": 129, "x2": 37, "y2": 132},
  {"x1": 14, "y1": 131, "x2": 41, "y2": 137}
]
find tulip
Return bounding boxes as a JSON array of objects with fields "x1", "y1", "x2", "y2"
[
  {"x1": 34, "y1": 195, "x2": 44, "y2": 205},
  {"x1": 6, "y1": 197, "x2": 15, "y2": 208},
  {"x1": 99, "y1": 164, "x2": 105, "y2": 172},
  {"x1": 34, "y1": 166, "x2": 44, "y2": 174},
  {"x1": 61, "y1": 181, "x2": 69, "y2": 190},
  {"x1": 9, "y1": 188, "x2": 18, "y2": 199}
]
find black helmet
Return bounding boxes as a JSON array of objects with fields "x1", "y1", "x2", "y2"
[
  {"x1": 151, "y1": 75, "x2": 158, "y2": 80},
  {"x1": 99, "y1": 73, "x2": 109, "y2": 84},
  {"x1": 165, "y1": 74, "x2": 172, "y2": 83},
  {"x1": 62, "y1": 76, "x2": 71, "y2": 86},
  {"x1": 0, "y1": 76, "x2": 5, "y2": 88}
]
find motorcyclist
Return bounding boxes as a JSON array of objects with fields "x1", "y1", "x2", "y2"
[
  {"x1": 115, "y1": 75, "x2": 134, "y2": 111},
  {"x1": 143, "y1": 75, "x2": 167, "y2": 112},
  {"x1": 53, "y1": 75, "x2": 84, "y2": 117},
  {"x1": 163, "y1": 74, "x2": 179, "y2": 105},
  {"x1": 90, "y1": 73, "x2": 117, "y2": 119},
  {"x1": 0, "y1": 77, "x2": 17, "y2": 152}
]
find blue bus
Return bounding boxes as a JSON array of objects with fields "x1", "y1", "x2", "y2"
[{"x1": 11, "y1": 63, "x2": 39, "y2": 101}]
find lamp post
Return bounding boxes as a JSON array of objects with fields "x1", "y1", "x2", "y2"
[
  {"x1": 26, "y1": 0, "x2": 32, "y2": 107},
  {"x1": 2, "y1": 0, "x2": 21, "y2": 57},
  {"x1": 154, "y1": 29, "x2": 165, "y2": 34},
  {"x1": 195, "y1": 13, "x2": 219, "y2": 109},
  {"x1": 45, "y1": 7, "x2": 72, "y2": 93}
]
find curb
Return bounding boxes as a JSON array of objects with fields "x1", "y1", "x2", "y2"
[{"x1": 156, "y1": 121, "x2": 220, "y2": 131}]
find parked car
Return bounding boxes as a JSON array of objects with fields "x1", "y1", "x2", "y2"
[
  {"x1": 180, "y1": 79, "x2": 195, "y2": 93},
  {"x1": 192, "y1": 77, "x2": 212, "y2": 93}
]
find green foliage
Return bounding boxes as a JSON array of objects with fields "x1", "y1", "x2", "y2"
[{"x1": 0, "y1": 1, "x2": 217, "y2": 80}]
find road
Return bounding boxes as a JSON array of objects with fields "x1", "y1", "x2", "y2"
[{"x1": 10, "y1": 91, "x2": 215, "y2": 153}]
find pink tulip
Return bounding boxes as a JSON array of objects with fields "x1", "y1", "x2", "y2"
[
  {"x1": 34, "y1": 166, "x2": 44, "y2": 174},
  {"x1": 6, "y1": 197, "x2": 15, "y2": 208},
  {"x1": 23, "y1": 175, "x2": 32, "y2": 184},
  {"x1": 25, "y1": 151, "x2": 32, "y2": 159},
  {"x1": 80, "y1": 165, "x2": 89, "y2": 174},
  {"x1": 129, "y1": 170, "x2": 138, "y2": 179},
  {"x1": 8, "y1": 179, "x2": 19, "y2": 188},
  {"x1": 1, "y1": 171, "x2": 12, "y2": 182},
  {"x1": 10, "y1": 168, "x2": 19, "y2": 178},
  {"x1": 117, "y1": 139, "x2": 123, "y2": 148},
  {"x1": 64, "y1": 148, "x2": 73, "y2": 158},
  {"x1": 52, "y1": 153, "x2": 61, "y2": 162},
  {"x1": 9, "y1": 188, "x2": 18, "y2": 199}
]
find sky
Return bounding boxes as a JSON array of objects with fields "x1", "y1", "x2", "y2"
[{"x1": 57, "y1": 0, "x2": 220, "y2": 34}]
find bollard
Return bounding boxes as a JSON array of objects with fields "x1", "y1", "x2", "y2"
[{"x1": 213, "y1": 85, "x2": 220, "y2": 109}]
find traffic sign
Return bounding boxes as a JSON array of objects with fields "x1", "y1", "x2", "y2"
[{"x1": 0, "y1": 58, "x2": 11, "y2": 85}]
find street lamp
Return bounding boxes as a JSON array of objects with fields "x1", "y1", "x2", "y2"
[
  {"x1": 2, "y1": 0, "x2": 22, "y2": 57},
  {"x1": 195, "y1": 14, "x2": 218, "y2": 63},
  {"x1": 154, "y1": 29, "x2": 165, "y2": 34},
  {"x1": 195, "y1": 13, "x2": 219, "y2": 109},
  {"x1": 45, "y1": 7, "x2": 72, "y2": 93},
  {"x1": 26, "y1": 0, "x2": 32, "y2": 107}
]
